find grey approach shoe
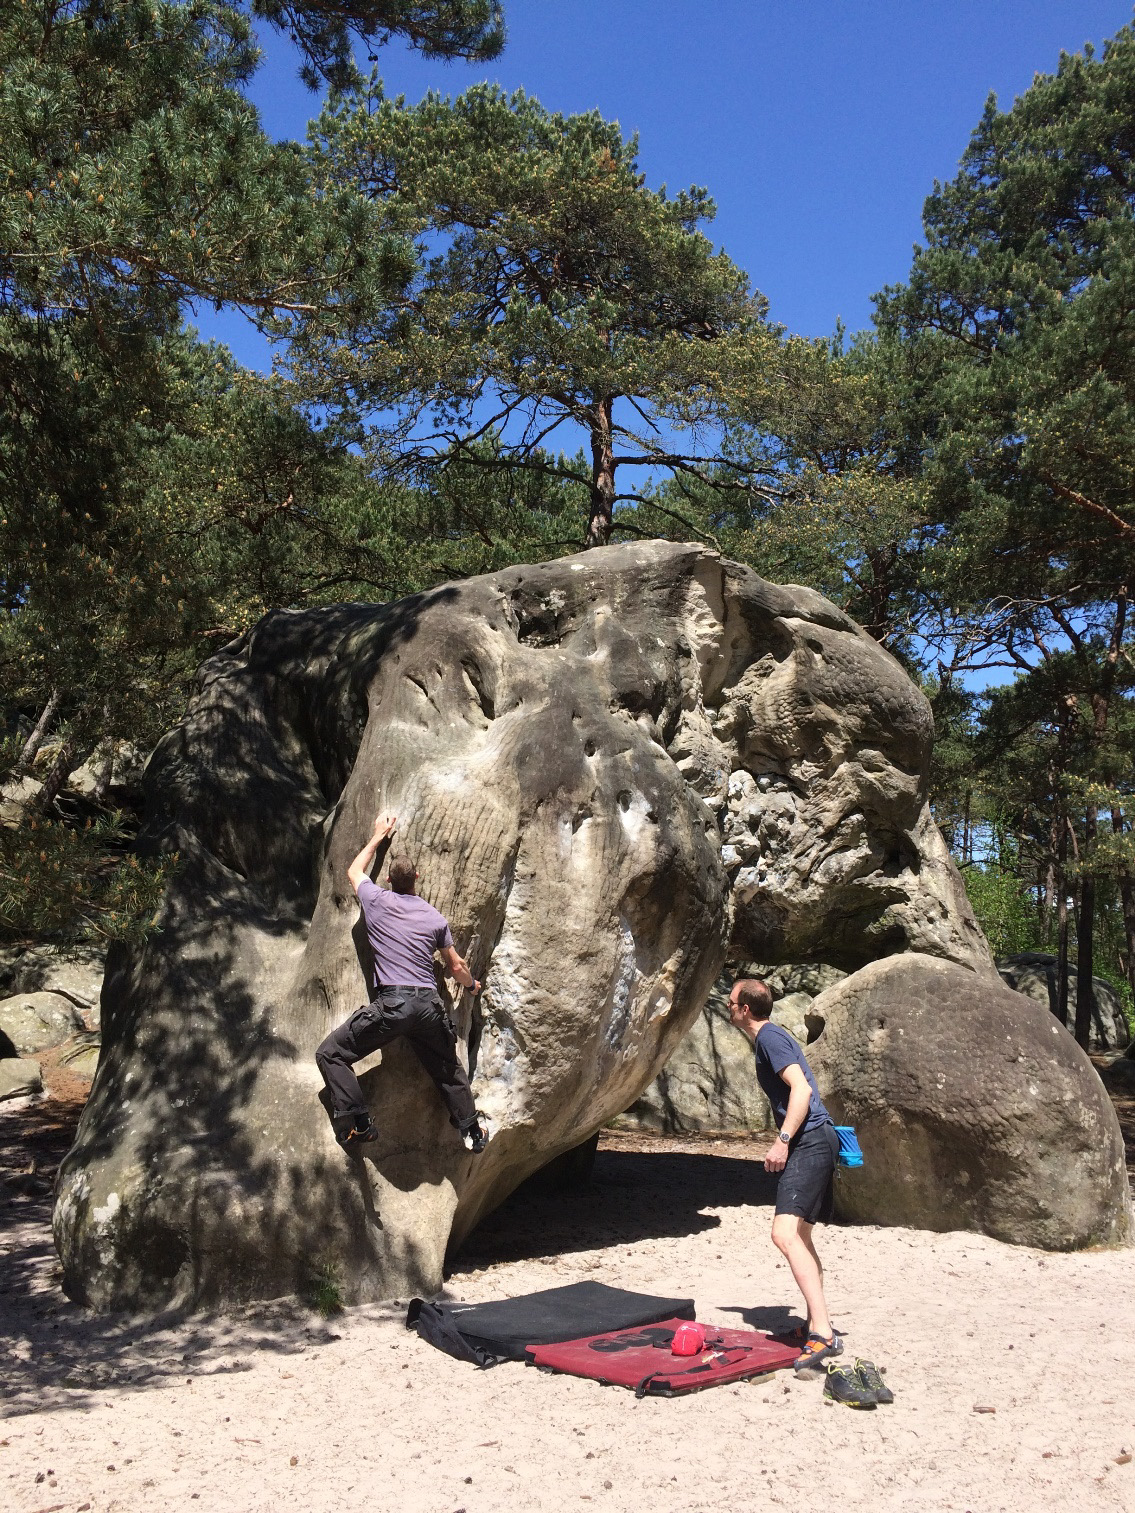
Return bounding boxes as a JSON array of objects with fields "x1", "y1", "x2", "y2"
[
  {"x1": 823, "y1": 1361, "x2": 877, "y2": 1409},
  {"x1": 854, "y1": 1358, "x2": 894, "y2": 1404}
]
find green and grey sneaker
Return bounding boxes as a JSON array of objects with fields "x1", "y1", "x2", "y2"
[
  {"x1": 854, "y1": 1358, "x2": 894, "y2": 1404},
  {"x1": 823, "y1": 1360, "x2": 877, "y2": 1409}
]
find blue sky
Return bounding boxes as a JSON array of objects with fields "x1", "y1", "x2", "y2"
[{"x1": 197, "y1": 0, "x2": 1135, "y2": 369}]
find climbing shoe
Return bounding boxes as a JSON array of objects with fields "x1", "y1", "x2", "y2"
[
  {"x1": 336, "y1": 1118, "x2": 379, "y2": 1150},
  {"x1": 793, "y1": 1331, "x2": 843, "y2": 1375},
  {"x1": 783, "y1": 1324, "x2": 845, "y2": 1348},
  {"x1": 823, "y1": 1360, "x2": 877, "y2": 1409},
  {"x1": 460, "y1": 1116, "x2": 489, "y2": 1154},
  {"x1": 854, "y1": 1358, "x2": 894, "y2": 1404}
]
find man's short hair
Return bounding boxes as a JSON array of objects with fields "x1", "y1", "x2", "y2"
[
  {"x1": 388, "y1": 855, "x2": 417, "y2": 894},
  {"x1": 733, "y1": 977, "x2": 772, "y2": 1015}
]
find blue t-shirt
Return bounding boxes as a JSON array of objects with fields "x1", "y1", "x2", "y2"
[
  {"x1": 754, "y1": 1021, "x2": 832, "y2": 1133},
  {"x1": 357, "y1": 878, "x2": 453, "y2": 990}
]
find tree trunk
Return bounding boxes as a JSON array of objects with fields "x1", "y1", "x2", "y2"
[
  {"x1": 1042, "y1": 796, "x2": 1061, "y2": 938},
  {"x1": 1070, "y1": 585, "x2": 1127, "y2": 1050},
  {"x1": 1074, "y1": 861, "x2": 1096, "y2": 1051},
  {"x1": 585, "y1": 396, "x2": 616, "y2": 548},
  {"x1": 14, "y1": 687, "x2": 61, "y2": 776},
  {"x1": 33, "y1": 734, "x2": 92, "y2": 815},
  {"x1": 92, "y1": 741, "x2": 116, "y2": 804},
  {"x1": 1119, "y1": 867, "x2": 1135, "y2": 1011},
  {"x1": 962, "y1": 787, "x2": 971, "y2": 864},
  {"x1": 1056, "y1": 818, "x2": 1070, "y2": 1028}
]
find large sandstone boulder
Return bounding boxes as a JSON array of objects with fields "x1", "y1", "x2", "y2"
[
  {"x1": 997, "y1": 952, "x2": 1130, "y2": 1052},
  {"x1": 809, "y1": 954, "x2": 1133, "y2": 1249},
  {"x1": 55, "y1": 542, "x2": 992, "y2": 1310}
]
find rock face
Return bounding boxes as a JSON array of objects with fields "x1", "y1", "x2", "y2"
[
  {"x1": 55, "y1": 542, "x2": 992, "y2": 1310},
  {"x1": 997, "y1": 953, "x2": 1130, "y2": 1052},
  {"x1": 809, "y1": 954, "x2": 1133, "y2": 1250}
]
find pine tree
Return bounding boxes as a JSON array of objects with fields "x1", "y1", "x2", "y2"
[{"x1": 291, "y1": 79, "x2": 774, "y2": 546}]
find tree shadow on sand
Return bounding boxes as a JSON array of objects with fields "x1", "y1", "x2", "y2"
[{"x1": 0, "y1": 1099, "x2": 350, "y2": 1421}]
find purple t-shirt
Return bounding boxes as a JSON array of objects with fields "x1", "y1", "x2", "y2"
[{"x1": 356, "y1": 878, "x2": 453, "y2": 990}]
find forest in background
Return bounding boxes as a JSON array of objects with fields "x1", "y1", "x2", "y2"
[{"x1": 2, "y1": 2, "x2": 1132, "y2": 1043}]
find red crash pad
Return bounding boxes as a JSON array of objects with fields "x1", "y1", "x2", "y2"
[{"x1": 525, "y1": 1319, "x2": 799, "y2": 1397}]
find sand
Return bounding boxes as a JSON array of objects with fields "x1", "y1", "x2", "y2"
[{"x1": 3, "y1": 1093, "x2": 1135, "y2": 1513}]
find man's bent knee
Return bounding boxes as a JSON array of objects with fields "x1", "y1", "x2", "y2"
[
  {"x1": 315, "y1": 1033, "x2": 349, "y2": 1069},
  {"x1": 771, "y1": 1213, "x2": 807, "y2": 1254}
]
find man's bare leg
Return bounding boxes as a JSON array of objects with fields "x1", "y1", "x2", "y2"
[
  {"x1": 801, "y1": 1226, "x2": 824, "y2": 1312},
  {"x1": 771, "y1": 1214, "x2": 832, "y2": 1340}
]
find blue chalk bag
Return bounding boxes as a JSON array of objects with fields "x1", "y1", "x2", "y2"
[{"x1": 834, "y1": 1125, "x2": 864, "y2": 1168}]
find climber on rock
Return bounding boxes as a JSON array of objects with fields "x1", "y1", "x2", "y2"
[
  {"x1": 315, "y1": 811, "x2": 488, "y2": 1154},
  {"x1": 727, "y1": 976, "x2": 842, "y2": 1376}
]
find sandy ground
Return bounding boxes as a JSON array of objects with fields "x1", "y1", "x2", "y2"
[{"x1": 2, "y1": 1069, "x2": 1135, "y2": 1513}]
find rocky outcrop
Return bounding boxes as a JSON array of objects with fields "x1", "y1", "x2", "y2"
[
  {"x1": 809, "y1": 954, "x2": 1133, "y2": 1250},
  {"x1": 998, "y1": 953, "x2": 1130, "y2": 1052},
  {"x1": 55, "y1": 542, "x2": 992, "y2": 1310}
]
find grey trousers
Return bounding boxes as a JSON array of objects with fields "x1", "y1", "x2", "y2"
[{"x1": 315, "y1": 985, "x2": 477, "y2": 1130}]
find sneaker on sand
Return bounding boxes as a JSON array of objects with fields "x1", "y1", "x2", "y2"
[
  {"x1": 854, "y1": 1358, "x2": 894, "y2": 1404},
  {"x1": 793, "y1": 1332, "x2": 843, "y2": 1375},
  {"x1": 336, "y1": 1120, "x2": 379, "y2": 1150},
  {"x1": 823, "y1": 1361, "x2": 877, "y2": 1409}
]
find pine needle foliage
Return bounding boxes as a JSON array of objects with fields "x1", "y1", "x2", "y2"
[{"x1": 292, "y1": 77, "x2": 774, "y2": 547}]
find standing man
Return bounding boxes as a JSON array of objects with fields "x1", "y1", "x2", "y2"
[
  {"x1": 316, "y1": 812, "x2": 488, "y2": 1154},
  {"x1": 727, "y1": 977, "x2": 841, "y2": 1373}
]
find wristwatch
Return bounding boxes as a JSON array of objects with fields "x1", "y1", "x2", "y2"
[{"x1": 777, "y1": 1131, "x2": 791, "y2": 1144}]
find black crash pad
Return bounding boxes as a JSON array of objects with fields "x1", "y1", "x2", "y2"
[{"x1": 406, "y1": 1282, "x2": 696, "y2": 1368}]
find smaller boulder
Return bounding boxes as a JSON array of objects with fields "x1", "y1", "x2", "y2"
[
  {"x1": 0, "y1": 991, "x2": 87, "y2": 1056},
  {"x1": 752, "y1": 962, "x2": 848, "y2": 999},
  {"x1": 771, "y1": 991, "x2": 813, "y2": 1045},
  {"x1": 0, "y1": 775, "x2": 43, "y2": 827},
  {"x1": 997, "y1": 953, "x2": 1129, "y2": 1052},
  {"x1": 809, "y1": 954, "x2": 1132, "y2": 1251},
  {"x1": 613, "y1": 972, "x2": 773, "y2": 1134},
  {"x1": 0, "y1": 945, "x2": 105, "y2": 1020},
  {"x1": 1098, "y1": 1055, "x2": 1135, "y2": 1096},
  {"x1": 61, "y1": 1037, "x2": 101, "y2": 1079},
  {"x1": 0, "y1": 1057, "x2": 42, "y2": 1101}
]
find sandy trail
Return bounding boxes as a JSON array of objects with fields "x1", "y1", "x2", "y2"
[{"x1": 2, "y1": 1097, "x2": 1134, "y2": 1513}]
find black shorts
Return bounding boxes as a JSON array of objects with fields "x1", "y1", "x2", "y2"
[{"x1": 774, "y1": 1122, "x2": 838, "y2": 1224}]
